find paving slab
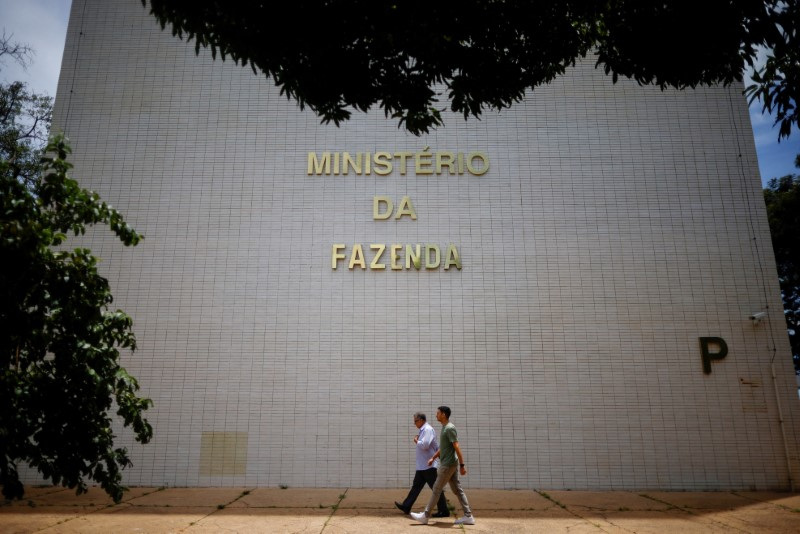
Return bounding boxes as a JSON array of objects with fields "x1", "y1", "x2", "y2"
[
  {"x1": 593, "y1": 510, "x2": 735, "y2": 534},
  {"x1": 334, "y1": 488, "x2": 395, "y2": 509},
  {"x1": 458, "y1": 515, "x2": 610, "y2": 534},
  {"x1": 327, "y1": 508, "x2": 551, "y2": 534},
  {"x1": 325, "y1": 508, "x2": 441, "y2": 534},
  {"x1": 126, "y1": 487, "x2": 248, "y2": 508},
  {"x1": 10, "y1": 487, "x2": 71, "y2": 500},
  {"x1": 226, "y1": 488, "x2": 345, "y2": 509},
  {"x1": 700, "y1": 505, "x2": 800, "y2": 533},
  {"x1": 0, "y1": 486, "x2": 157, "y2": 534},
  {"x1": 736, "y1": 491, "x2": 800, "y2": 510},
  {"x1": 185, "y1": 507, "x2": 331, "y2": 533},
  {"x1": 456, "y1": 509, "x2": 607, "y2": 534},
  {"x1": 0, "y1": 506, "x2": 91, "y2": 534},
  {"x1": 545, "y1": 490, "x2": 669, "y2": 511},
  {"x1": 328, "y1": 503, "x2": 604, "y2": 533},
  {"x1": 2, "y1": 487, "x2": 800, "y2": 533},
  {"x1": 642, "y1": 491, "x2": 753, "y2": 511},
  {"x1": 4, "y1": 486, "x2": 153, "y2": 508},
  {"x1": 462, "y1": 489, "x2": 553, "y2": 511},
  {"x1": 34, "y1": 503, "x2": 212, "y2": 534},
  {"x1": 341, "y1": 488, "x2": 554, "y2": 513}
]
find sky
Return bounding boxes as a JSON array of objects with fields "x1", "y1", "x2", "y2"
[{"x1": 1, "y1": 0, "x2": 798, "y2": 185}]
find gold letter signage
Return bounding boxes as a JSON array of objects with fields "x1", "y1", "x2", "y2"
[
  {"x1": 308, "y1": 149, "x2": 489, "y2": 176},
  {"x1": 311, "y1": 148, "x2": 488, "y2": 272}
]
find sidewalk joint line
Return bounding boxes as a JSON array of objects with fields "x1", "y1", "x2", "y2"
[
  {"x1": 638, "y1": 493, "x2": 752, "y2": 534},
  {"x1": 176, "y1": 487, "x2": 256, "y2": 533},
  {"x1": 32, "y1": 486, "x2": 169, "y2": 533},
  {"x1": 320, "y1": 488, "x2": 348, "y2": 533},
  {"x1": 732, "y1": 490, "x2": 800, "y2": 513},
  {"x1": 535, "y1": 490, "x2": 617, "y2": 533}
]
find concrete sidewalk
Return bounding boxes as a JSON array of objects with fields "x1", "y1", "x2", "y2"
[{"x1": 1, "y1": 486, "x2": 799, "y2": 533}]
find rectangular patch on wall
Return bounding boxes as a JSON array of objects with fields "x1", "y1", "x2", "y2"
[
  {"x1": 200, "y1": 432, "x2": 248, "y2": 476},
  {"x1": 739, "y1": 378, "x2": 768, "y2": 414}
]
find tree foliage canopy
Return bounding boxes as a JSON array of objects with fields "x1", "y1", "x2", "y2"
[
  {"x1": 1, "y1": 39, "x2": 152, "y2": 503},
  {"x1": 144, "y1": 0, "x2": 798, "y2": 137},
  {"x1": 0, "y1": 81, "x2": 52, "y2": 185},
  {"x1": 0, "y1": 32, "x2": 51, "y2": 185},
  {"x1": 764, "y1": 170, "x2": 800, "y2": 372}
]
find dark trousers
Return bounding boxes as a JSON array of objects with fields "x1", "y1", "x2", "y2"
[{"x1": 401, "y1": 467, "x2": 449, "y2": 515}]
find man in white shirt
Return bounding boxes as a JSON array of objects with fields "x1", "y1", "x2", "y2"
[{"x1": 395, "y1": 412, "x2": 450, "y2": 517}]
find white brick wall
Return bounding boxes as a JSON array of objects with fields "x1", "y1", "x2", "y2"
[{"x1": 48, "y1": 0, "x2": 800, "y2": 490}]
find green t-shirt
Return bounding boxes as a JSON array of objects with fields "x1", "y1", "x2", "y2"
[{"x1": 439, "y1": 422, "x2": 459, "y2": 467}]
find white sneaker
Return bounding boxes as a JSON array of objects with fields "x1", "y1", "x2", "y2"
[
  {"x1": 410, "y1": 511, "x2": 428, "y2": 525},
  {"x1": 454, "y1": 515, "x2": 476, "y2": 525}
]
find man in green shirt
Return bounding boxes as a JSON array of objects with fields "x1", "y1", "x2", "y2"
[{"x1": 410, "y1": 406, "x2": 476, "y2": 525}]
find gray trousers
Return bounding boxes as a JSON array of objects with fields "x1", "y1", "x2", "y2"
[{"x1": 423, "y1": 464, "x2": 473, "y2": 517}]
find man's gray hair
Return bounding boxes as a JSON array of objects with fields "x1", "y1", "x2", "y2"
[{"x1": 413, "y1": 412, "x2": 426, "y2": 422}]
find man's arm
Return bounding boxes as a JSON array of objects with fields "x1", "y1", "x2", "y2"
[
  {"x1": 417, "y1": 426, "x2": 434, "y2": 450},
  {"x1": 452, "y1": 441, "x2": 467, "y2": 475},
  {"x1": 426, "y1": 450, "x2": 440, "y2": 466}
]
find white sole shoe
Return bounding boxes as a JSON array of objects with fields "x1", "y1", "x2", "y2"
[
  {"x1": 454, "y1": 515, "x2": 476, "y2": 525},
  {"x1": 410, "y1": 511, "x2": 428, "y2": 525}
]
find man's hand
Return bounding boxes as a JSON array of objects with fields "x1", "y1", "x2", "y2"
[
  {"x1": 427, "y1": 457, "x2": 434, "y2": 466},
  {"x1": 460, "y1": 465, "x2": 467, "y2": 476},
  {"x1": 414, "y1": 435, "x2": 419, "y2": 444}
]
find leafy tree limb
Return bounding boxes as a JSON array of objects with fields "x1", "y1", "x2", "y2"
[
  {"x1": 1, "y1": 34, "x2": 152, "y2": 501},
  {"x1": 143, "y1": 0, "x2": 796, "y2": 138},
  {"x1": 745, "y1": 2, "x2": 799, "y2": 141},
  {"x1": 0, "y1": 136, "x2": 152, "y2": 503}
]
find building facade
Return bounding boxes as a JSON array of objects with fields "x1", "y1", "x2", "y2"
[{"x1": 50, "y1": 0, "x2": 800, "y2": 490}]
